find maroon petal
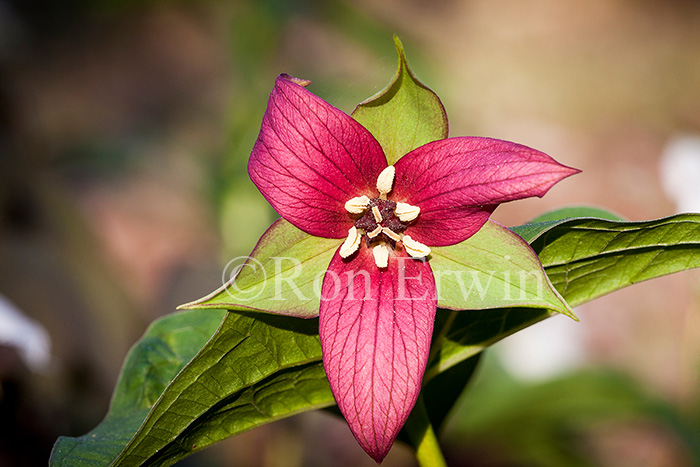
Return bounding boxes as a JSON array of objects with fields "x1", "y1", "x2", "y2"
[
  {"x1": 249, "y1": 74, "x2": 388, "y2": 239},
  {"x1": 319, "y1": 248, "x2": 436, "y2": 462},
  {"x1": 393, "y1": 137, "x2": 579, "y2": 246}
]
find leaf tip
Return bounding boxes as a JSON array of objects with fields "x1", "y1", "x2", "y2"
[
  {"x1": 176, "y1": 291, "x2": 216, "y2": 310},
  {"x1": 392, "y1": 34, "x2": 406, "y2": 63},
  {"x1": 176, "y1": 282, "x2": 231, "y2": 310},
  {"x1": 556, "y1": 303, "x2": 579, "y2": 322},
  {"x1": 566, "y1": 311, "x2": 579, "y2": 322}
]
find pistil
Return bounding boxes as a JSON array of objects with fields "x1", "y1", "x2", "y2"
[
  {"x1": 382, "y1": 227, "x2": 401, "y2": 242},
  {"x1": 367, "y1": 226, "x2": 382, "y2": 238},
  {"x1": 371, "y1": 206, "x2": 382, "y2": 223}
]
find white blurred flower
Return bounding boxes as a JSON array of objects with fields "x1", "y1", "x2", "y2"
[
  {"x1": 497, "y1": 314, "x2": 586, "y2": 381},
  {"x1": 0, "y1": 294, "x2": 51, "y2": 372},
  {"x1": 660, "y1": 134, "x2": 700, "y2": 213}
]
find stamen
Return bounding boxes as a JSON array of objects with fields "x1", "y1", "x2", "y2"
[
  {"x1": 395, "y1": 202, "x2": 420, "y2": 222},
  {"x1": 402, "y1": 235, "x2": 431, "y2": 258},
  {"x1": 344, "y1": 195, "x2": 370, "y2": 214},
  {"x1": 382, "y1": 227, "x2": 401, "y2": 242},
  {"x1": 367, "y1": 225, "x2": 382, "y2": 238},
  {"x1": 372, "y1": 243, "x2": 390, "y2": 268},
  {"x1": 340, "y1": 226, "x2": 361, "y2": 258},
  {"x1": 376, "y1": 165, "x2": 395, "y2": 196},
  {"x1": 371, "y1": 206, "x2": 382, "y2": 223}
]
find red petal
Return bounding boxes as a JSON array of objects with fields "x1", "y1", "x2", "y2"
[
  {"x1": 249, "y1": 74, "x2": 388, "y2": 239},
  {"x1": 393, "y1": 137, "x2": 579, "y2": 246},
  {"x1": 319, "y1": 248, "x2": 436, "y2": 462}
]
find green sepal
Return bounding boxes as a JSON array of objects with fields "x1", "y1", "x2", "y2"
[
  {"x1": 431, "y1": 220, "x2": 575, "y2": 319},
  {"x1": 351, "y1": 35, "x2": 448, "y2": 163},
  {"x1": 179, "y1": 219, "x2": 340, "y2": 318}
]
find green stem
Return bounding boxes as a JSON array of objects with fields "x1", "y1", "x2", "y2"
[
  {"x1": 404, "y1": 395, "x2": 448, "y2": 467},
  {"x1": 426, "y1": 310, "x2": 457, "y2": 366},
  {"x1": 423, "y1": 310, "x2": 457, "y2": 384}
]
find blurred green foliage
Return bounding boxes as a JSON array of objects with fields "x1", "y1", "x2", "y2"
[{"x1": 444, "y1": 353, "x2": 700, "y2": 466}]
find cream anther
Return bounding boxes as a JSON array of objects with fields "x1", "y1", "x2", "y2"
[
  {"x1": 372, "y1": 243, "x2": 390, "y2": 268},
  {"x1": 402, "y1": 235, "x2": 431, "y2": 258},
  {"x1": 340, "y1": 226, "x2": 361, "y2": 258},
  {"x1": 376, "y1": 165, "x2": 395, "y2": 195},
  {"x1": 395, "y1": 202, "x2": 420, "y2": 223},
  {"x1": 344, "y1": 195, "x2": 370, "y2": 214}
]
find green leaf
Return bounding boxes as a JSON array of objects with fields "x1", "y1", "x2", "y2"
[
  {"x1": 180, "y1": 219, "x2": 340, "y2": 318},
  {"x1": 431, "y1": 220, "x2": 574, "y2": 318},
  {"x1": 351, "y1": 35, "x2": 448, "y2": 164},
  {"x1": 421, "y1": 355, "x2": 481, "y2": 432},
  {"x1": 530, "y1": 213, "x2": 700, "y2": 307},
  {"x1": 512, "y1": 205, "x2": 624, "y2": 244},
  {"x1": 50, "y1": 309, "x2": 225, "y2": 467},
  {"x1": 53, "y1": 209, "x2": 700, "y2": 467},
  {"x1": 430, "y1": 212, "x2": 700, "y2": 378},
  {"x1": 426, "y1": 307, "x2": 547, "y2": 381},
  {"x1": 529, "y1": 205, "x2": 625, "y2": 223},
  {"x1": 111, "y1": 311, "x2": 331, "y2": 466}
]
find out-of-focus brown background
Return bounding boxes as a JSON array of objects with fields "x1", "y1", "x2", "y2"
[{"x1": 1, "y1": 1, "x2": 700, "y2": 466}]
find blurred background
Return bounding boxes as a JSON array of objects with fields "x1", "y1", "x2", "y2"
[{"x1": 1, "y1": 0, "x2": 700, "y2": 465}]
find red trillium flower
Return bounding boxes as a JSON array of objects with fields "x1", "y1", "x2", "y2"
[{"x1": 248, "y1": 74, "x2": 578, "y2": 462}]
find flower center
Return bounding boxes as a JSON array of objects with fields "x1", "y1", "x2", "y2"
[
  {"x1": 339, "y1": 165, "x2": 430, "y2": 268},
  {"x1": 354, "y1": 198, "x2": 406, "y2": 246}
]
